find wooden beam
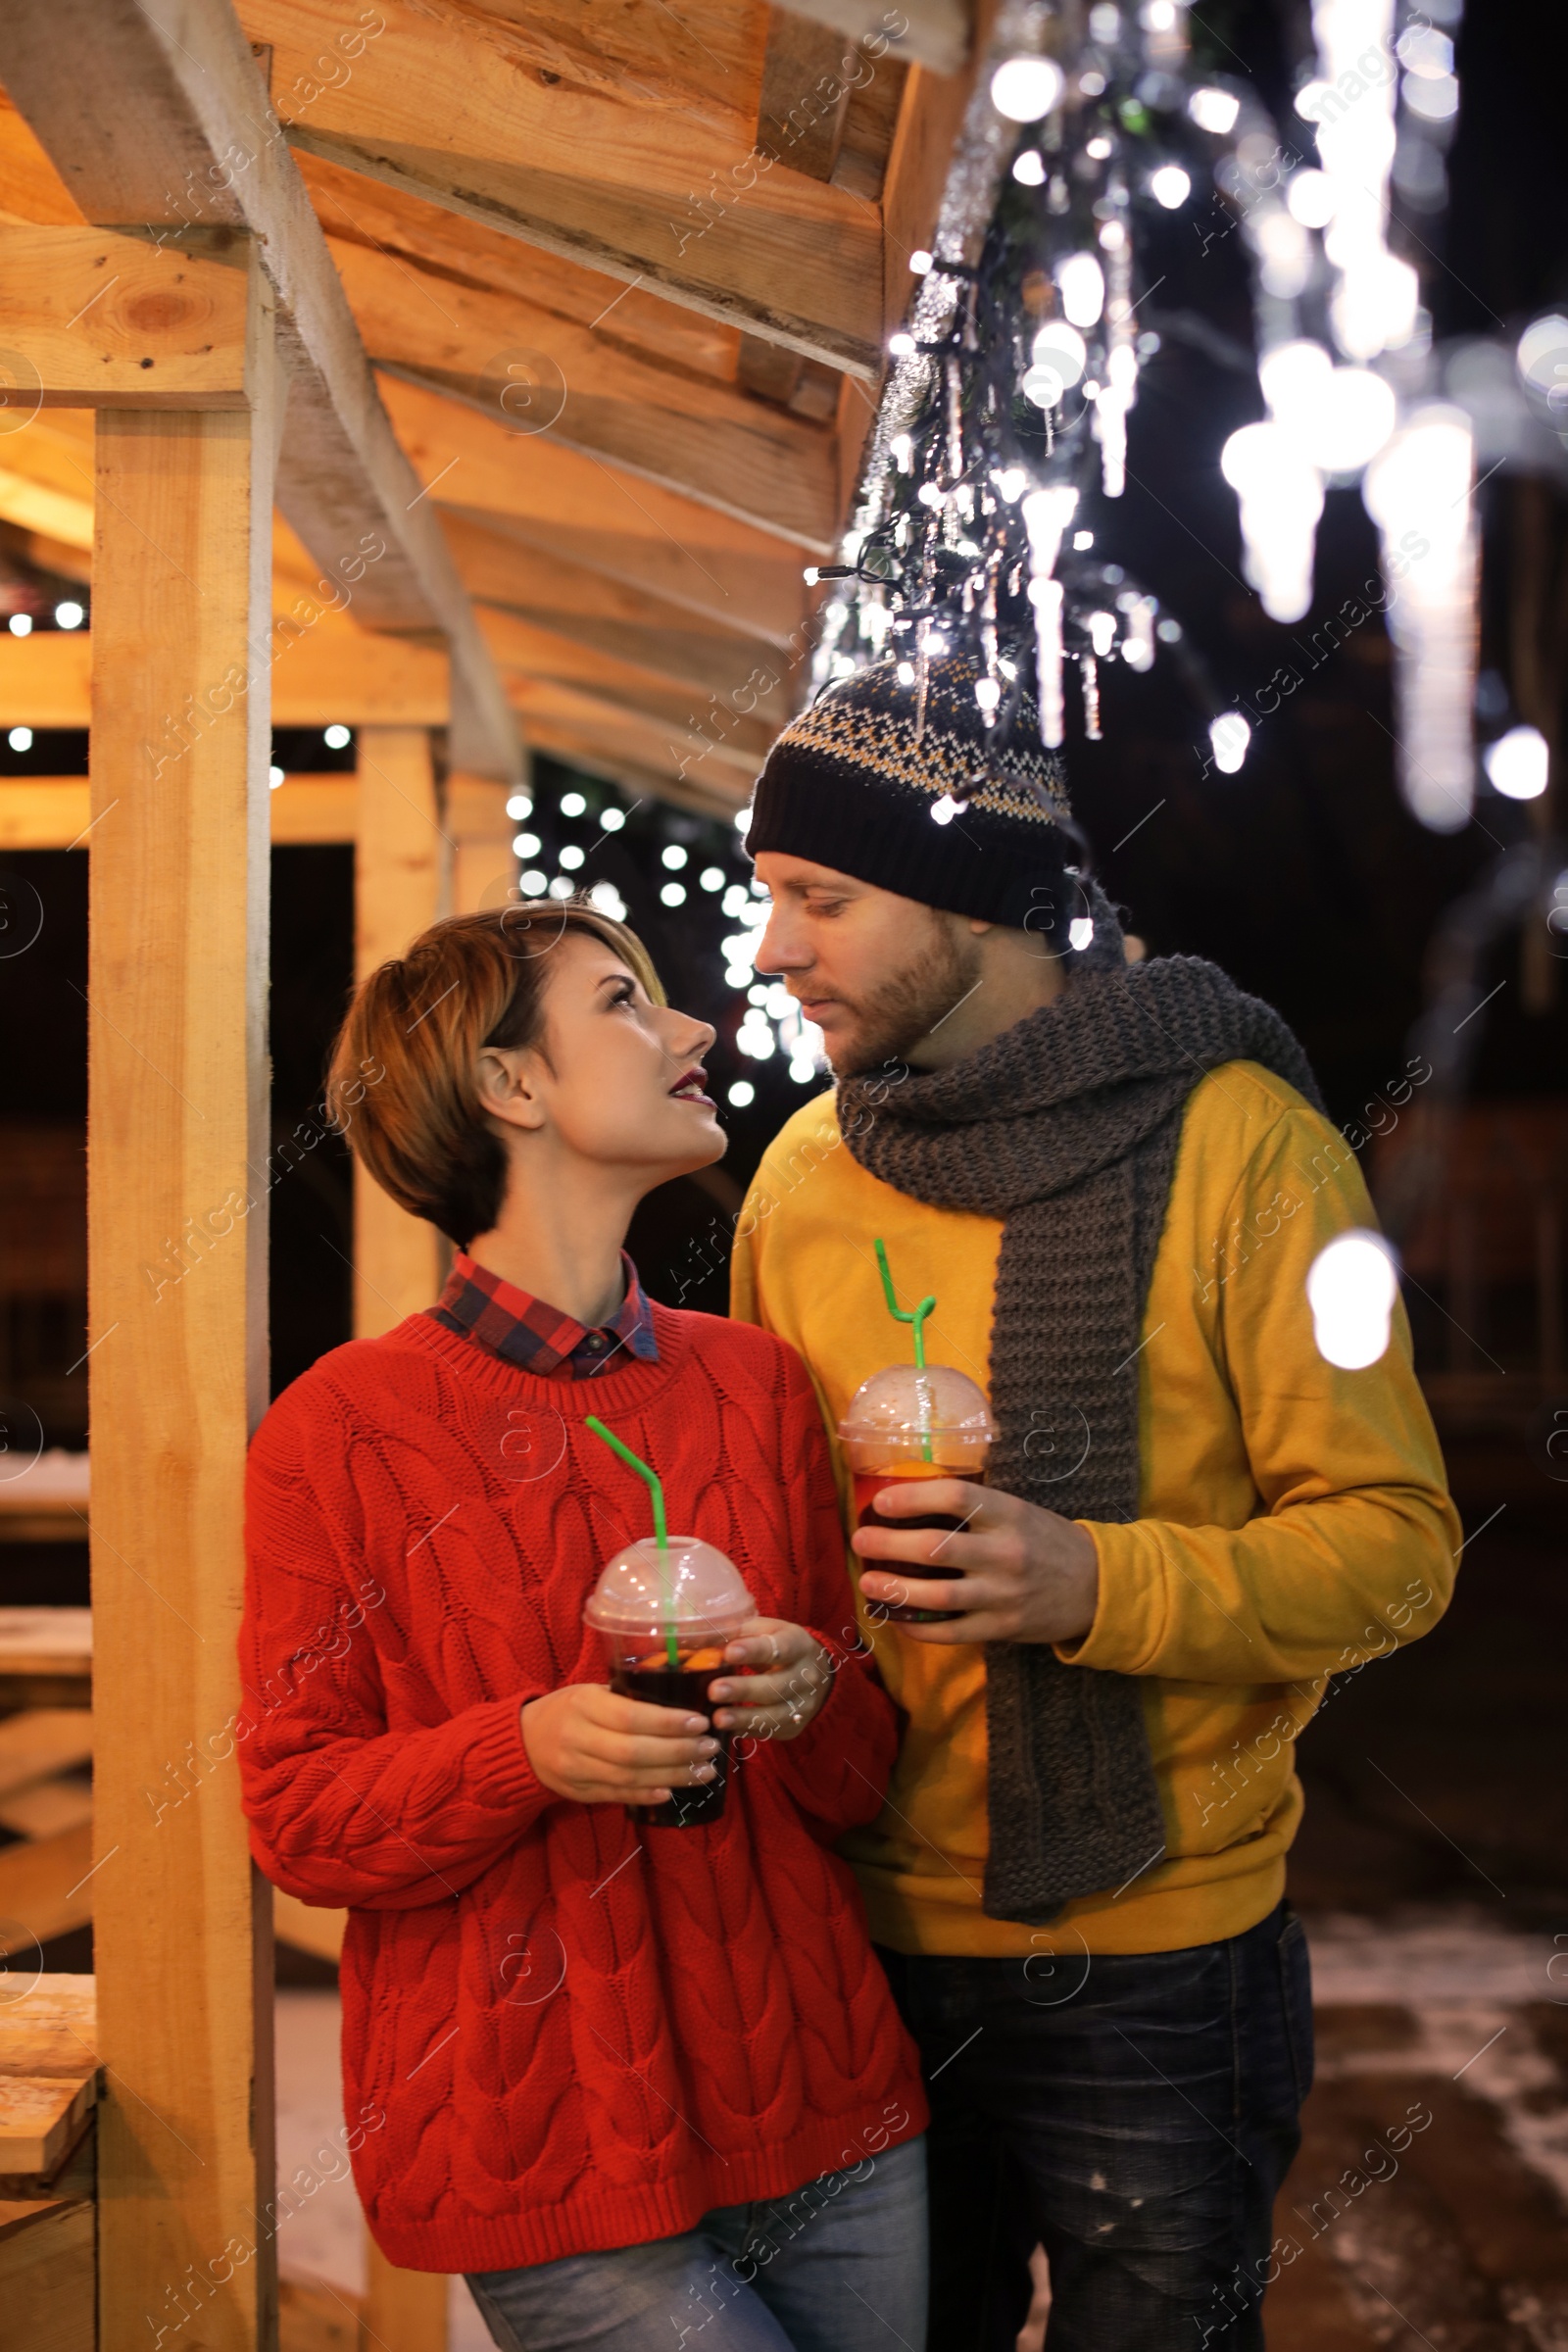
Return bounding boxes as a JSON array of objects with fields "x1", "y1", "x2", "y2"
[
  {"x1": 365, "y1": 2238, "x2": 448, "y2": 2352},
  {"x1": 86, "y1": 254, "x2": 277, "y2": 2352},
  {"x1": 516, "y1": 724, "x2": 748, "y2": 825},
  {"x1": 448, "y1": 769, "x2": 519, "y2": 919},
  {"x1": 772, "y1": 0, "x2": 971, "y2": 76},
  {"x1": 326, "y1": 232, "x2": 841, "y2": 553},
  {"x1": 0, "y1": 620, "x2": 449, "y2": 727},
  {"x1": 880, "y1": 55, "x2": 982, "y2": 337},
  {"x1": 757, "y1": 10, "x2": 856, "y2": 181},
  {"x1": 354, "y1": 728, "x2": 447, "y2": 1338},
  {"x1": 441, "y1": 514, "x2": 802, "y2": 726},
  {"x1": 0, "y1": 0, "x2": 517, "y2": 780},
  {"x1": 478, "y1": 610, "x2": 780, "y2": 767},
  {"x1": 247, "y1": 0, "x2": 884, "y2": 377},
  {"x1": 0, "y1": 223, "x2": 252, "y2": 408},
  {"x1": 379, "y1": 375, "x2": 809, "y2": 647},
  {"x1": 506, "y1": 678, "x2": 758, "y2": 817}
]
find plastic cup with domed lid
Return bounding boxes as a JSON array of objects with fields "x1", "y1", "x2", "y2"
[
  {"x1": 582, "y1": 1412, "x2": 759, "y2": 1829},
  {"x1": 839, "y1": 1362, "x2": 997, "y2": 1626}
]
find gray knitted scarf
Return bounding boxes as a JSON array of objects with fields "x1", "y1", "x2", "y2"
[{"x1": 837, "y1": 898, "x2": 1323, "y2": 1923}]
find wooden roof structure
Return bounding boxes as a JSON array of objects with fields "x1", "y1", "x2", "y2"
[
  {"x1": 0, "y1": 6, "x2": 979, "y2": 2346},
  {"x1": 0, "y1": 0, "x2": 975, "y2": 817}
]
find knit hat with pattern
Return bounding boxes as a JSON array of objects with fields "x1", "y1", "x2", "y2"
[{"x1": 745, "y1": 654, "x2": 1084, "y2": 931}]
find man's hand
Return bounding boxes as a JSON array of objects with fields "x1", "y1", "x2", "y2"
[
  {"x1": 852, "y1": 1480, "x2": 1100, "y2": 1646},
  {"x1": 707, "y1": 1618, "x2": 832, "y2": 1742},
  {"x1": 520, "y1": 1685, "x2": 718, "y2": 1806}
]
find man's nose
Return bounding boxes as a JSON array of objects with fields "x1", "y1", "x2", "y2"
[{"x1": 754, "y1": 907, "x2": 805, "y2": 975}]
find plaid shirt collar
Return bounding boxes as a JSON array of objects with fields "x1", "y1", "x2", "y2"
[{"x1": 429, "y1": 1248, "x2": 659, "y2": 1380}]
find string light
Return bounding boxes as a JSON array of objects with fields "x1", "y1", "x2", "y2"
[{"x1": 805, "y1": 0, "x2": 1459, "y2": 802}]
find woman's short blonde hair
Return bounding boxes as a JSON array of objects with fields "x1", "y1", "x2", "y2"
[{"x1": 325, "y1": 900, "x2": 664, "y2": 1248}]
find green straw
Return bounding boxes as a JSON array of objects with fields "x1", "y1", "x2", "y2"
[
  {"x1": 874, "y1": 1239, "x2": 936, "y2": 1464},
  {"x1": 584, "y1": 1416, "x2": 679, "y2": 1668}
]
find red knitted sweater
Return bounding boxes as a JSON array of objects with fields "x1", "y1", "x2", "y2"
[{"x1": 239, "y1": 1304, "x2": 927, "y2": 2274}]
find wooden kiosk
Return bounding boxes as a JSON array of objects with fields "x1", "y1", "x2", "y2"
[{"x1": 0, "y1": 4, "x2": 972, "y2": 2343}]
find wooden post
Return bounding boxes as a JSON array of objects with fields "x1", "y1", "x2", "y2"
[
  {"x1": 87, "y1": 250, "x2": 279, "y2": 2350},
  {"x1": 448, "y1": 766, "x2": 523, "y2": 918},
  {"x1": 352, "y1": 727, "x2": 449, "y2": 1337},
  {"x1": 364, "y1": 2240, "x2": 451, "y2": 2352}
]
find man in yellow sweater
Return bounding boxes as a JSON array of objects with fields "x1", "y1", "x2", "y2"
[{"x1": 730, "y1": 655, "x2": 1458, "y2": 2352}]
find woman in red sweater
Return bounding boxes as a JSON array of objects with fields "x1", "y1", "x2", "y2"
[{"x1": 240, "y1": 900, "x2": 928, "y2": 2352}]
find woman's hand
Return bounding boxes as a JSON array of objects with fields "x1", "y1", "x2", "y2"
[
  {"x1": 707, "y1": 1618, "x2": 832, "y2": 1743},
  {"x1": 519, "y1": 1685, "x2": 719, "y2": 1807}
]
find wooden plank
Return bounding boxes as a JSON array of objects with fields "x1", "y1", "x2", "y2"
[
  {"x1": 291, "y1": 145, "x2": 739, "y2": 384},
  {"x1": 479, "y1": 610, "x2": 779, "y2": 765},
  {"x1": 268, "y1": 773, "x2": 358, "y2": 844},
  {"x1": 0, "y1": 0, "x2": 517, "y2": 781},
  {"x1": 0, "y1": 1822, "x2": 96, "y2": 1955},
  {"x1": 757, "y1": 10, "x2": 855, "y2": 181},
  {"x1": 270, "y1": 1892, "x2": 345, "y2": 1965},
  {"x1": 509, "y1": 675, "x2": 760, "y2": 787},
  {"x1": 0, "y1": 223, "x2": 251, "y2": 408},
  {"x1": 773, "y1": 0, "x2": 972, "y2": 76},
  {"x1": 354, "y1": 729, "x2": 447, "y2": 1338},
  {"x1": 0, "y1": 2191, "x2": 95, "y2": 2352},
  {"x1": 0, "y1": 2106, "x2": 94, "y2": 2229},
  {"x1": 440, "y1": 515, "x2": 800, "y2": 724},
  {"x1": 0, "y1": 1710, "x2": 93, "y2": 1803},
  {"x1": 737, "y1": 334, "x2": 807, "y2": 408},
  {"x1": 364, "y1": 2234, "x2": 448, "y2": 2352},
  {"x1": 447, "y1": 770, "x2": 518, "y2": 920},
  {"x1": 324, "y1": 234, "x2": 840, "y2": 553},
  {"x1": 0, "y1": 1781, "x2": 95, "y2": 1839},
  {"x1": 0, "y1": 622, "x2": 449, "y2": 728},
  {"x1": 243, "y1": 0, "x2": 885, "y2": 376},
  {"x1": 86, "y1": 263, "x2": 277, "y2": 2350},
  {"x1": 0, "y1": 1973, "x2": 95, "y2": 2079},
  {"x1": 0, "y1": 775, "x2": 361, "y2": 849},
  {"x1": 277, "y1": 2275, "x2": 362, "y2": 2352},
  {"x1": 0, "y1": 2076, "x2": 95, "y2": 2177},
  {"x1": 379, "y1": 376, "x2": 809, "y2": 646},
  {"x1": 0, "y1": 1610, "x2": 91, "y2": 1679},
  {"x1": 880, "y1": 53, "x2": 982, "y2": 336}
]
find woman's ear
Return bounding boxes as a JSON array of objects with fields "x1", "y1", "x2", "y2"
[{"x1": 474, "y1": 1045, "x2": 548, "y2": 1134}]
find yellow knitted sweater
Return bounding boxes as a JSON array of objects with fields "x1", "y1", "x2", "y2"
[{"x1": 731, "y1": 1060, "x2": 1459, "y2": 1957}]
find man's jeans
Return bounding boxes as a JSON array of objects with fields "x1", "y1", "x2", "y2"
[
  {"x1": 876, "y1": 1902, "x2": 1313, "y2": 2352},
  {"x1": 465, "y1": 2132, "x2": 927, "y2": 2351}
]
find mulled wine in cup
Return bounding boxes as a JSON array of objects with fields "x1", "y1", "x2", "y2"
[
  {"x1": 839, "y1": 1364, "x2": 997, "y2": 1625},
  {"x1": 583, "y1": 1536, "x2": 756, "y2": 1827}
]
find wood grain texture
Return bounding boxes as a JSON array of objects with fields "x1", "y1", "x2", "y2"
[
  {"x1": 327, "y1": 231, "x2": 841, "y2": 551},
  {"x1": 757, "y1": 10, "x2": 855, "y2": 182},
  {"x1": 0, "y1": 223, "x2": 252, "y2": 408},
  {"x1": 773, "y1": 0, "x2": 972, "y2": 76},
  {"x1": 0, "y1": 1823, "x2": 96, "y2": 1954},
  {"x1": 0, "y1": 620, "x2": 449, "y2": 728},
  {"x1": 239, "y1": 0, "x2": 883, "y2": 374},
  {"x1": 87, "y1": 268, "x2": 277, "y2": 2347},
  {"x1": 380, "y1": 376, "x2": 809, "y2": 646},
  {"x1": 353, "y1": 727, "x2": 448, "y2": 1338},
  {"x1": 447, "y1": 769, "x2": 519, "y2": 920},
  {"x1": 0, "y1": 2191, "x2": 95, "y2": 2351},
  {"x1": 0, "y1": 1709, "x2": 94, "y2": 1802},
  {"x1": 0, "y1": 0, "x2": 517, "y2": 779},
  {"x1": 364, "y1": 2232, "x2": 449, "y2": 2352}
]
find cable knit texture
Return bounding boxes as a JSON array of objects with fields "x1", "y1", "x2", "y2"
[
  {"x1": 240, "y1": 1306, "x2": 927, "y2": 2274},
  {"x1": 836, "y1": 953, "x2": 1324, "y2": 1925}
]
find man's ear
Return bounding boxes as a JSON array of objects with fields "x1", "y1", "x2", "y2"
[{"x1": 474, "y1": 1045, "x2": 548, "y2": 1134}]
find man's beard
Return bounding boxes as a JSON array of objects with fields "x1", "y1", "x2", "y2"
[{"x1": 826, "y1": 916, "x2": 983, "y2": 1074}]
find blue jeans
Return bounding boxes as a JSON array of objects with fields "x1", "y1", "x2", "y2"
[
  {"x1": 876, "y1": 1902, "x2": 1313, "y2": 2352},
  {"x1": 465, "y1": 2132, "x2": 928, "y2": 2351}
]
